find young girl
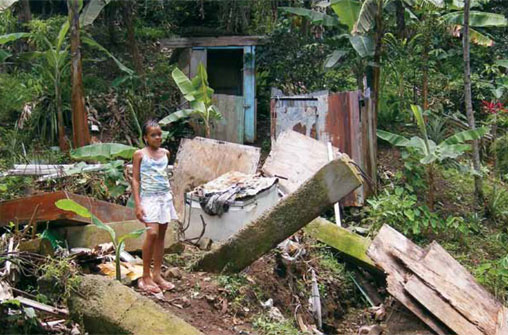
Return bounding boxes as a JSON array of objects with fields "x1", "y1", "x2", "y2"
[{"x1": 132, "y1": 120, "x2": 178, "y2": 293}]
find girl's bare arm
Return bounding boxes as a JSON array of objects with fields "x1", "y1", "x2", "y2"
[{"x1": 132, "y1": 150, "x2": 144, "y2": 221}]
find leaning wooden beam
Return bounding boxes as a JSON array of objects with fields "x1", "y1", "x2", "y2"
[
  {"x1": 304, "y1": 217, "x2": 378, "y2": 271},
  {"x1": 193, "y1": 155, "x2": 363, "y2": 273},
  {"x1": 68, "y1": 275, "x2": 202, "y2": 335}
]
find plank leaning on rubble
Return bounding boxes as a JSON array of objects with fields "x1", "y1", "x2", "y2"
[
  {"x1": 193, "y1": 155, "x2": 363, "y2": 273},
  {"x1": 366, "y1": 225, "x2": 450, "y2": 335},
  {"x1": 392, "y1": 241, "x2": 502, "y2": 335}
]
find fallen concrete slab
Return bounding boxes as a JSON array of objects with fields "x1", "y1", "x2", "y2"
[
  {"x1": 193, "y1": 155, "x2": 362, "y2": 273},
  {"x1": 68, "y1": 275, "x2": 202, "y2": 335},
  {"x1": 0, "y1": 191, "x2": 136, "y2": 227},
  {"x1": 304, "y1": 217, "x2": 378, "y2": 271},
  {"x1": 56, "y1": 220, "x2": 178, "y2": 253}
]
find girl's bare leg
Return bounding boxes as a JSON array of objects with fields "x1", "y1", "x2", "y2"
[
  {"x1": 139, "y1": 223, "x2": 160, "y2": 293},
  {"x1": 152, "y1": 223, "x2": 174, "y2": 290}
]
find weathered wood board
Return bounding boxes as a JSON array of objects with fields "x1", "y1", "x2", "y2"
[
  {"x1": 393, "y1": 241, "x2": 502, "y2": 335},
  {"x1": 0, "y1": 191, "x2": 136, "y2": 227},
  {"x1": 262, "y1": 130, "x2": 340, "y2": 195},
  {"x1": 366, "y1": 225, "x2": 450, "y2": 335},
  {"x1": 404, "y1": 275, "x2": 483, "y2": 335},
  {"x1": 172, "y1": 137, "x2": 260, "y2": 218},
  {"x1": 211, "y1": 94, "x2": 245, "y2": 144}
]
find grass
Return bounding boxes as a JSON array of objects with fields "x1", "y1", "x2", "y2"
[{"x1": 253, "y1": 315, "x2": 303, "y2": 335}]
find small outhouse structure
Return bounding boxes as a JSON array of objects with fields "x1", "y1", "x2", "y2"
[{"x1": 161, "y1": 36, "x2": 264, "y2": 144}]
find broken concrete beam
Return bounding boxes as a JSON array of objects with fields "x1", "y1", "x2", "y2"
[
  {"x1": 68, "y1": 275, "x2": 202, "y2": 335},
  {"x1": 304, "y1": 217, "x2": 378, "y2": 271},
  {"x1": 193, "y1": 155, "x2": 363, "y2": 273},
  {"x1": 56, "y1": 220, "x2": 178, "y2": 253}
]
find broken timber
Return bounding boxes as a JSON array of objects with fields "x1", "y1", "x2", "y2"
[
  {"x1": 68, "y1": 275, "x2": 202, "y2": 335},
  {"x1": 0, "y1": 191, "x2": 136, "y2": 227},
  {"x1": 304, "y1": 217, "x2": 378, "y2": 271},
  {"x1": 193, "y1": 155, "x2": 362, "y2": 273},
  {"x1": 367, "y1": 224, "x2": 508, "y2": 335}
]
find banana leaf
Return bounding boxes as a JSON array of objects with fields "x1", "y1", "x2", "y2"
[
  {"x1": 349, "y1": 35, "x2": 375, "y2": 58},
  {"x1": 280, "y1": 7, "x2": 340, "y2": 27},
  {"x1": 324, "y1": 50, "x2": 348, "y2": 68},
  {"x1": 331, "y1": 0, "x2": 361, "y2": 33},
  {"x1": 441, "y1": 126, "x2": 489, "y2": 145},
  {"x1": 159, "y1": 109, "x2": 195, "y2": 126},
  {"x1": 0, "y1": 32, "x2": 30, "y2": 45},
  {"x1": 80, "y1": 0, "x2": 111, "y2": 26},
  {"x1": 352, "y1": 0, "x2": 377, "y2": 34},
  {"x1": 82, "y1": 37, "x2": 134, "y2": 76},
  {"x1": 55, "y1": 199, "x2": 92, "y2": 218},
  {"x1": 172, "y1": 67, "x2": 196, "y2": 102},
  {"x1": 442, "y1": 11, "x2": 508, "y2": 27},
  {"x1": 70, "y1": 143, "x2": 137, "y2": 162},
  {"x1": 377, "y1": 129, "x2": 410, "y2": 146}
]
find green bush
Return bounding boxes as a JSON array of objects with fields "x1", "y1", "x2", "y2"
[{"x1": 495, "y1": 133, "x2": 508, "y2": 180}]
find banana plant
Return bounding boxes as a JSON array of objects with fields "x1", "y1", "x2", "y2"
[
  {"x1": 55, "y1": 199, "x2": 147, "y2": 281},
  {"x1": 159, "y1": 62, "x2": 222, "y2": 138},
  {"x1": 378, "y1": 105, "x2": 489, "y2": 209}
]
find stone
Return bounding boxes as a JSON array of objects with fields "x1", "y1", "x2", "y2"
[
  {"x1": 164, "y1": 267, "x2": 183, "y2": 280},
  {"x1": 68, "y1": 275, "x2": 202, "y2": 335}
]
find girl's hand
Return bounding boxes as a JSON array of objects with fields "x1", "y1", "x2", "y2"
[{"x1": 136, "y1": 206, "x2": 145, "y2": 222}]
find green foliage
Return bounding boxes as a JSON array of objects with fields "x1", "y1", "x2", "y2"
[
  {"x1": 495, "y1": 133, "x2": 508, "y2": 180},
  {"x1": 363, "y1": 185, "x2": 445, "y2": 236},
  {"x1": 279, "y1": 7, "x2": 339, "y2": 27},
  {"x1": 378, "y1": 105, "x2": 490, "y2": 165},
  {"x1": 160, "y1": 63, "x2": 221, "y2": 138},
  {"x1": 253, "y1": 315, "x2": 301, "y2": 335},
  {"x1": 55, "y1": 199, "x2": 147, "y2": 280},
  {"x1": 475, "y1": 253, "x2": 508, "y2": 302},
  {"x1": 37, "y1": 256, "x2": 82, "y2": 301},
  {"x1": 70, "y1": 143, "x2": 137, "y2": 162}
]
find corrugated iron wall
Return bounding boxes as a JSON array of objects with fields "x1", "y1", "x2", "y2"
[{"x1": 270, "y1": 90, "x2": 377, "y2": 207}]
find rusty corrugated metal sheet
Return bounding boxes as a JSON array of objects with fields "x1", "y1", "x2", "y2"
[{"x1": 270, "y1": 90, "x2": 376, "y2": 207}]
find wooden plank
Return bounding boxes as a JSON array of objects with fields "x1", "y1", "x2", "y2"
[
  {"x1": 0, "y1": 191, "x2": 136, "y2": 227},
  {"x1": 172, "y1": 137, "x2": 260, "y2": 218},
  {"x1": 160, "y1": 36, "x2": 265, "y2": 48},
  {"x1": 16, "y1": 296, "x2": 68, "y2": 316},
  {"x1": 189, "y1": 48, "x2": 206, "y2": 78},
  {"x1": 404, "y1": 276, "x2": 483, "y2": 335},
  {"x1": 243, "y1": 45, "x2": 256, "y2": 143},
  {"x1": 304, "y1": 217, "x2": 378, "y2": 271},
  {"x1": 262, "y1": 130, "x2": 341, "y2": 195},
  {"x1": 212, "y1": 94, "x2": 244, "y2": 143},
  {"x1": 392, "y1": 241, "x2": 501, "y2": 335},
  {"x1": 497, "y1": 307, "x2": 508, "y2": 335},
  {"x1": 366, "y1": 225, "x2": 449, "y2": 335}
]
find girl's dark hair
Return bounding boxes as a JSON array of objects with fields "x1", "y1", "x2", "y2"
[{"x1": 142, "y1": 119, "x2": 160, "y2": 144}]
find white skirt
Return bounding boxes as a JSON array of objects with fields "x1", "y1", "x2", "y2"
[{"x1": 140, "y1": 193, "x2": 178, "y2": 224}]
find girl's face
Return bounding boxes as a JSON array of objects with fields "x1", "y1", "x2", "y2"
[{"x1": 144, "y1": 126, "x2": 162, "y2": 148}]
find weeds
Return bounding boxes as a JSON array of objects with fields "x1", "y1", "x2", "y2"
[{"x1": 253, "y1": 315, "x2": 302, "y2": 335}]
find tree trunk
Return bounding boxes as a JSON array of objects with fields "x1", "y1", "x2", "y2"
[
  {"x1": 372, "y1": 0, "x2": 384, "y2": 125},
  {"x1": 193, "y1": 156, "x2": 363, "y2": 273},
  {"x1": 69, "y1": 0, "x2": 90, "y2": 148},
  {"x1": 122, "y1": 0, "x2": 144, "y2": 76},
  {"x1": 395, "y1": 0, "x2": 405, "y2": 39},
  {"x1": 427, "y1": 164, "x2": 435, "y2": 211},
  {"x1": 463, "y1": 0, "x2": 484, "y2": 207}
]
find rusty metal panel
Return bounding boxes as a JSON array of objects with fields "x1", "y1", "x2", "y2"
[{"x1": 271, "y1": 90, "x2": 376, "y2": 207}]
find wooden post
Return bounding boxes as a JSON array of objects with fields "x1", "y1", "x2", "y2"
[{"x1": 193, "y1": 155, "x2": 362, "y2": 273}]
